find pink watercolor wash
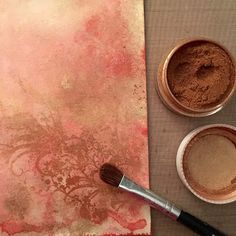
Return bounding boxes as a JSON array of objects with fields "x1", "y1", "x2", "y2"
[{"x1": 0, "y1": 0, "x2": 150, "y2": 235}]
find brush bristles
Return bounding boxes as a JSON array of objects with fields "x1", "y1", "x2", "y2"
[{"x1": 100, "y1": 163, "x2": 123, "y2": 187}]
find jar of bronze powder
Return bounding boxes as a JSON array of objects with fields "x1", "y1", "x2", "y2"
[{"x1": 156, "y1": 39, "x2": 236, "y2": 117}]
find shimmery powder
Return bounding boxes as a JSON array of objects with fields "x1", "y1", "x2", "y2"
[
  {"x1": 167, "y1": 42, "x2": 235, "y2": 109},
  {"x1": 183, "y1": 128, "x2": 236, "y2": 197}
]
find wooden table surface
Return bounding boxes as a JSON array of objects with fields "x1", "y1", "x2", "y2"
[{"x1": 144, "y1": 0, "x2": 236, "y2": 235}]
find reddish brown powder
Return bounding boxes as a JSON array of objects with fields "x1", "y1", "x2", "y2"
[{"x1": 167, "y1": 41, "x2": 235, "y2": 109}]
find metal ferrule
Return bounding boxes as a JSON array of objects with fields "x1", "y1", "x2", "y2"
[{"x1": 119, "y1": 176, "x2": 181, "y2": 220}]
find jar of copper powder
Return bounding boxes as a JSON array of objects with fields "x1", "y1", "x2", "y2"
[{"x1": 156, "y1": 38, "x2": 236, "y2": 117}]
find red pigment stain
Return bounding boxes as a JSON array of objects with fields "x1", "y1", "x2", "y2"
[
  {"x1": 0, "y1": 221, "x2": 43, "y2": 235},
  {"x1": 141, "y1": 48, "x2": 146, "y2": 61},
  {"x1": 128, "y1": 205, "x2": 140, "y2": 218},
  {"x1": 140, "y1": 127, "x2": 148, "y2": 137},
  {"x1": 73, "y1": 2, "x2": 136, "y2": 79},
  {"x1": 134, "y1": 122, "x2": 148, "y2": 137},
  {"x1": 108, "y1": 210, "x2": 147, "y2": 232},
  {"x1": 85, "y1": 15, "x2": 102, "y2": 38},
  {"x1": 43, "y1": 193, "x2": 55, "y2": 226},
  {"x1": 104, "y1": 51, "x2": 133, "y2": 77}
]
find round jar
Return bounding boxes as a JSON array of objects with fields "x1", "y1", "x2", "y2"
[
  {"x1": 156, "y1": 39, "x2": 236, "y2": 117},
  {"x1": 176, "y1": 124, "x2": 236, "y2": 204}
]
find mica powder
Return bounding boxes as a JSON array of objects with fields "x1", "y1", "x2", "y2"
[
  {"x1": 183, "y1": 128, "x2": 236, "y2": 197},
  {"x1": 167, "y1": 41, "x2": 235, "y2": 109}
]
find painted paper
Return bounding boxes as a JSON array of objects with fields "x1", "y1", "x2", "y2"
[{"x1": 0, "y1": 0, "x2": 150, "y2": 235}]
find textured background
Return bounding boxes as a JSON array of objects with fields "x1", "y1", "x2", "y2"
[{"x1": 144, "y1": 0, "x2": 236, "y2": 235}]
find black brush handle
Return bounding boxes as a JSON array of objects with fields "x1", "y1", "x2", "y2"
[{"x1": 177, "y1": 211, "x2": 227, "y2": 236}]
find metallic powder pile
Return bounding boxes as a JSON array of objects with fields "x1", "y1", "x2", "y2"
[
  {"x1": 183, "y1": 128, "x2": 236, "y2": 197},
  {"x1": 167, "y1": 42, "x2": 235, "y2": 109}
]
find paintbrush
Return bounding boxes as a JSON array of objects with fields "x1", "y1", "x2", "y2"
[{"x1": 100, "y1": 163, "x2": 227, "y2": 236}]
